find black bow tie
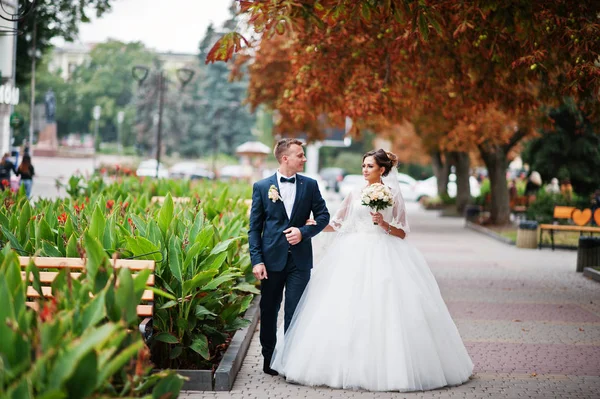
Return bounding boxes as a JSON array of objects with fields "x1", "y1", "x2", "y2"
[{"x1": 280, "y1": 176, "x2": 296, "y2": 184}]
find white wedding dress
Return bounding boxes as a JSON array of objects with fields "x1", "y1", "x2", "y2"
[{"x1": 271, "y1": 182, "x2": 473, "y2": 392}]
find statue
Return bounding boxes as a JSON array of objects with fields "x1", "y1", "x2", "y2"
[{"x1": 44, "y1": 88, "x2": 56, "y2": 123}]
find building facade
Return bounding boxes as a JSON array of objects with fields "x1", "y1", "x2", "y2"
[
  {"x1": 0, "y1": 0, "x2": 20, "y2": 155},
  {"x1": 49, "y1": 42, "x2": 197, "y2": 81}
]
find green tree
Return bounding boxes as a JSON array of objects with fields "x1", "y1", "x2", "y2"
[
  {"x1": 16, "y1": 0, "x2": 113, "y2": 86},
  {"x1": 522, "y1": 99, "x2": 600, "y2": 196}
]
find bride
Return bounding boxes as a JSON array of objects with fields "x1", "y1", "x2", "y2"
[{"x1": 270, "y1": 149, "x2": 473, "y2": 392}]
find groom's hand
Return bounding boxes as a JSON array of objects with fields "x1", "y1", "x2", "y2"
[
  {"x1": 253, "y1": 263, "x2": 268, "y2": 280},
  {"x1": 283, "y1": 227, "x2": 302, "y2": 245}
]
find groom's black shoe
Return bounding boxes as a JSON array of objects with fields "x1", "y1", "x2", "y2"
[{"x1": 263, "y1": 357, "x2": 279, "y2": 376}]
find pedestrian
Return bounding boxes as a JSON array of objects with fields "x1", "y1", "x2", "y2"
[
  {"x1": 16, "y1": 154, "x2": 35, "y2": 198},
  {"x1": 0, "y1": 152, "x2": 16, "y2": 190}
]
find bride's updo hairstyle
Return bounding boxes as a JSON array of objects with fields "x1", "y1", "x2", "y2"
[{"x1": 363, "y1": 149, "x2": 399, "y2": 177}]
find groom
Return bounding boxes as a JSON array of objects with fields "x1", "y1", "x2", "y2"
[{"x1": 249, "y1": 138, "x2": 330, "y2": 376}]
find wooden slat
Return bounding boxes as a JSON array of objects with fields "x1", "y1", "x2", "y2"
[
  {"x1": 26, "y1": 302, "x2": 153, "y2": 317},
  {"x1": 26, "y1": 286, "x2": 154, "y2": 301},
  {"x1": 19, "y1": 256, "x2": 154, "y2": 271},
  {"x1": 539, "y1": 224, "x2": 600, "y2": 233},
  {"x1": 151, "y1": 196, "x2": 191, "y2": 204},
  {"x1": 20, "y1": 271, "x2": 154, "y2": 286},
  {"x1": 553, "y1": 206, "x2": 575, "y2": 219}
]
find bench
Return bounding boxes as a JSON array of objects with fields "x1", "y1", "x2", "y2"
[
  {"x1": 539, "y1": 206, "x2": 600, "y2": 250},
  {"x1": 20, "y1": 256, "x2": 155, "y2": 339},
  {"x1": 151, "y1": 196, "x2": 191, "y2": 204}
]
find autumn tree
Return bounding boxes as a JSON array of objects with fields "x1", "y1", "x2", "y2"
[{"x1": 209, "y1": 0, "x2": 600, "y2": 224}]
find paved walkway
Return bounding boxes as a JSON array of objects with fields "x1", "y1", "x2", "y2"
[{"x1": 182, "y1": 203, "x2": 600, "y2": 399}]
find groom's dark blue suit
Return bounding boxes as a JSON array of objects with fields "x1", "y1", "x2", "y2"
[{"x1": 249, "y1": 173, "x2": 330, "y2": 363}]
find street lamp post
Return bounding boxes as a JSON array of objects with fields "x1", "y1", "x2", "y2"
[
  {"x1": 117, "y1": 110, "x2": 125, "y2": 156},
  {"x1": 92, "y1": 105, "x2": 101, "y2": 170},
  {"x1": 132, "y1": 66, "x2": 195, "y2": 178},
  {"x1": 210, "y1": 101, "x2": 240, "y2": 178}
]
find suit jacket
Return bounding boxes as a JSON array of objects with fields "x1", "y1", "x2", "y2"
[{"x1": 248, "y1": 173, "x2": 330, "y2": 271}]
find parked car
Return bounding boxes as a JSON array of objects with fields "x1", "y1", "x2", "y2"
[
  {"x1": 136, "y1": 159, "x2": 169, "y2": 178},
  {"x1": 397, "y1": 172, "x2": 418, "y2": 202},
  {"x1": 169, "y1": 162, "x2": 214, "y2": 180},
  {"x1": 415, "y1": 174, "x2": 481, "y2": 200},
  {"x1": 338, "y1": 174, "x2": 365, "y2": 198},
  {"x1": 319, "y1": 167, "x2": 346, "y2": 192}
]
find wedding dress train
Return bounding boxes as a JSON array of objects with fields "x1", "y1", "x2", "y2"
[{"x1": 270, "y1": 184, "x2": 473, "y2": 392}]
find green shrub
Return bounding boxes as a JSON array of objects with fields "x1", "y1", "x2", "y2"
[{"x1": 0, "y1": 240, "x2": 184, "y2": 398}]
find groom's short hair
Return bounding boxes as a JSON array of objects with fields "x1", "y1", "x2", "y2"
[{"x1": 274, "y1": 138, "x2": 304, "y2": 162}]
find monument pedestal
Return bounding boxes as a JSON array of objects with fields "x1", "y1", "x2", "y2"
[{"x1": 34, "y1": 122, "x2": 58, "y2": 156}]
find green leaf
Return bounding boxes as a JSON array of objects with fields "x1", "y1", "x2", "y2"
[
  {"x1": 88, "y1": 204, "x2": 106, "y2": 241},
  {"x1": 65, "y1": 350, "x2": 98, "y2": 398},
  {"x1": 66, "y1": 235, "x2": 79, "y2": 258},
  {"x1": 1, "y1": 225, "x2": 26, "y2": 254},
  {"x1": 189, "y1": 334, "x2": 210, "y2": 360},
  {"x1": 195, "y1": 305, "x2": 217, "y2": 318},
  {"x1": 41, "y1": 241, "x2": 63, "y2": 257},
  {"x1": 224, "y1": 317, "x2": 251, "y2": 332},
  {"x1": 201, "y1": 271, "x2": 241, "y2": 291},
  {"x1": 17, "y1": 200, "x2": 31, "y2": 243},
  {"x1": 153, "y1": 332, "x2": 179, "y2": 344},
  {"x1": 151, "y1": 373, "x2": 185, "y2": 399},
  {"x1": 159, "y1": 300, "x2": 178, "y2": 309},
  {"x1": 80, "y1": 291, "x2": 106, "y2": 332},
  {"x1": 233, "y1": 283, "x2": 260, "y2": 294},
  {"x1": 168, "y1": 235, "x2": 183, "y2": 283},
  {"x1": 130, "y1": 214, "x2": 147, "y2": 237},
  {"x1": 115, "y1": 267, "x2": 137, "y2": 324},
  {"x1": 181, "y1": 269, "x2": 219, "y2": 294},
  {"x1": 97, "y1": 339, "x2": 144, "y2": 387},
  {"x1": 157, "y1": 193, "x2": 174, "y2": 236},
  {"x1": 83, "y1": 232, "x2": 106, "y2": 282},
  {"x1": 124, "y1": 236, "x2": 161, "y2": 262}
]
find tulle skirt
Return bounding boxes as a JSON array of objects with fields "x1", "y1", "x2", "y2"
[{"x1": 271, "y1": 231, "x2": 473, "y2": 392}]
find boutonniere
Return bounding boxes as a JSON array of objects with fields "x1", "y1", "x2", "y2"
[{"x1": 268, "y1": 185, "x2": 282, "y2": 203}]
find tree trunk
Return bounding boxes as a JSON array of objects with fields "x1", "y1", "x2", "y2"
[
  {"x1": 431, "y1": 150, "x2": 449, "y2": 197},
  {"x1": 480, "y1": 148, "x2": 510, "y2": 225},
  {"x1": 452, "y1": 151, "x2": 471, "y2": 214}
]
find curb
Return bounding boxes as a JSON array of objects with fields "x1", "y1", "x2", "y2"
[
  {"x1": 214, "y1": 294, "x2": 261, "y2": 391},
  {"x1": 583, "y1": 267, "x2": 600, "y2": 283},
  {"x1": 465, "y1": 221, "x2": 515, "y2": 246}
]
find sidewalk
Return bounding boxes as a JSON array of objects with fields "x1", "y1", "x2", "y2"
[{"x1": 182, "y1": 203, "x2": 600, "y2": 399}]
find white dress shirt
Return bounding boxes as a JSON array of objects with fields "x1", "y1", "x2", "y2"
[{"x1": 276, "y1": 171, "x2": 297, "y2": 219}]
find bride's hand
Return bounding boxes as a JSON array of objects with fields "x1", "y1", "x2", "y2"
[
  {"x1": 305, "y1": 218, "x2": 317, "y2": 226},
  {"x1": 370, "y1": 212, "x2": 383, "y2": 225}
]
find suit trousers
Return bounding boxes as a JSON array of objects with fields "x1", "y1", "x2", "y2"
[{"x1": 259, "y1": 252, "x2": 310, "y2": 360}]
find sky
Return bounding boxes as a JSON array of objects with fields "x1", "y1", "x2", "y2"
[{"x1": 71, "y1": 0, "x2": 233, "y2": 54}]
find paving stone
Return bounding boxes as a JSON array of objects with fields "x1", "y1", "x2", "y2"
[{"x1": 182, "y1": 202, "x2": 600, "y2": 399}]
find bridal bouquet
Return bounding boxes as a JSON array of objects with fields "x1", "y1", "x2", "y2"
[{"x1": 361, "y1": 183, "x2": 393, "y2": 225}]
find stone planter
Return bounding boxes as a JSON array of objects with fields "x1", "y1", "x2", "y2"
[
  {"x1": 179, "y1": 294, "x2": 261, "y2": 391},
  {"x1": 583, "y1": 267, "x2": 600, "y2": 283}
]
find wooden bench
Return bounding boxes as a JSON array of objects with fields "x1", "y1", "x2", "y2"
[
  {"x1": 151, "y1": 196, "x2": 191, "y2": 204},
  {"x1": 539, "y1": 206, "x2": 600, "y2": 250},
  {"x1": 20, "y1": 256, "x2": 155, "y2": 339}
]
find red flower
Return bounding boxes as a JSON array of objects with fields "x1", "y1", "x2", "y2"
[
  {"x1": 123, "y1": 201, "x2": 129, "y2": 209},
  {"x1": 57, "y1": 212, "x2": 67, "y2": 224},
  {"x1": 74, "y1": 203, "x2": 85, "y2": 214},
  {"x1": 100, "y1": 167, "x2": 107, "y2": 174},
  {"x1": 106, "y1": 199, "x2": 115, "y2": 210},
  {"x1": 1, "y1": 179, "x2": 9, "y2": 187},
  {"x1": 115, "y1": 164, "x2": 121, "y2": 171},
  {"x1": 40, "y1": 297, "x2": 58, "y2": 322}
]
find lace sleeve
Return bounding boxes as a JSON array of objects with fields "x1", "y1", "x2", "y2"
[
  {"x1": 330, "y1": 191, "x2": 353, "y2": 231},
  {"x1": 389, "y1": 189, "x2": 410, "y2": 233}
]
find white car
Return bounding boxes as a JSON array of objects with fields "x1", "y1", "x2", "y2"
[
  {"x1": 415, "y1": 174, "x2": 481, "y2": 200},
  {"x1": 338, "y1": 174, "x2": 365, "y2": 198},
  {"x1": 169, "y1": 161, "x2": 214, "y2": 180},
  {"x1": 136, "y1": 159, "x2": 169, "y2": 178},
  {"x1": 339, "y1": 173, "x2": 419, "y2": 201},
  {"x1": 397, "y1": 172, "x2": 418, "y2": 202}
]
